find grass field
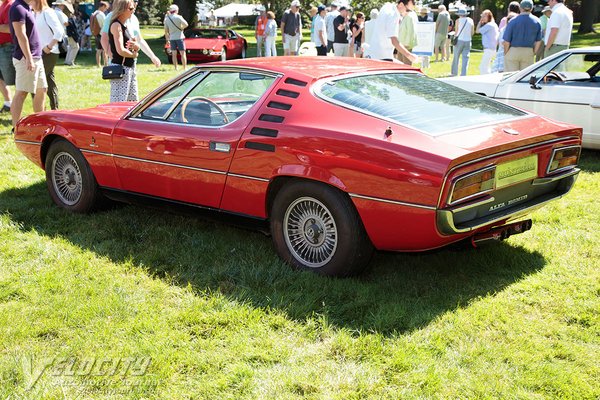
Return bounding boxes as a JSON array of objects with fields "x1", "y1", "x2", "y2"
[{"x1": 0, "y1": 25, "x2": 599, "y2": 398}]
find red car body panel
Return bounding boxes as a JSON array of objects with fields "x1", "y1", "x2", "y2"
[{"x1": 14, "y1": 57, "x2": 582, "y2": 252}]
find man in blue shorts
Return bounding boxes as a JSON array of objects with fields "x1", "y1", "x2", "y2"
[{"x1": 164, "y1": 4, "x2": 188, "y2": 70}]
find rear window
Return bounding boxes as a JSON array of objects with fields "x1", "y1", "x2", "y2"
[{"x1": 316, "y1": 72, "x2": 526, "y2": 136}]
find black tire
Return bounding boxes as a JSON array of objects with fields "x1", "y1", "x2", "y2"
[
  {"x1": 270, "y1": 180, "x2": 374, "y2": 277},
  {"x1": 221, "y1": 47, "x2": 227, "y2": 61},
  {"x1": 45, "y1": 139, "x2": 100, "y2": 213}
]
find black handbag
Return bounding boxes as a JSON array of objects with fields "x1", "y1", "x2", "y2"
[{"x1": 102, "y1": 64, "x2": 125, "y2": 80}]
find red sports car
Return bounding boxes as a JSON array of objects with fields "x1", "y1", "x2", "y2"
[
  {"x1": 165, "y1": 28, "x2": 247, "y2": 63},
  {"x1": 14, "y1": 58, "x2": 581, "y2": 276}
]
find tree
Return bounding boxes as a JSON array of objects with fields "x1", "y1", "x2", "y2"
[{"x1": 578, "y1": 0, "x2": 598, "y2": 33}]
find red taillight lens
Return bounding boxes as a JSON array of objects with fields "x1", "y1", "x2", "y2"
[
  {"x1": 450, "y1": 167, "x2": 496, "y2": 204},
  {"x1": 548, "y1": 146, "x2": 580, "y2": 173}
]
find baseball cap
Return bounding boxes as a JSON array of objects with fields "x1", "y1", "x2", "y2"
[
  {"x1": 457, "y1": 8, "x2": 468, "y2": 16},
  {"x1": 291, "y1": 0, "x2": 301, "y2": 7},
  {"x1": 169, "y1": 4, "x2": 178, "y2": 12},
  {"x1": 317, "y1": 4, "x2": 326, "y2": 12},
  {"x1": 542, "y1": 5, "x2": 551, "y2": 12},
  {"x1": 519, "y1": 0, "x2": 533, "y2": 10}
]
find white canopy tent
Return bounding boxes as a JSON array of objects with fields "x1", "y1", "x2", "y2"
[{"x1": 212, "y1": 3, "x2": 259, "y2": 18}]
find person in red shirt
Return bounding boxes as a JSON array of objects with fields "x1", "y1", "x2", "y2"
[
  {"x1": 254, "y1": 6, "x2": 266, "y2": 57},
  {"x1": 0, "y1": 0, "x2": 15, "y2": 113}
]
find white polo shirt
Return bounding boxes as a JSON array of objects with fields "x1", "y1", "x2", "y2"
[
  {"x1": 545, "y1": 3, "x2": 573, "y2": 46},
  {"x1": 366, "y1": 2, "x2": 399, "y2": 60}
]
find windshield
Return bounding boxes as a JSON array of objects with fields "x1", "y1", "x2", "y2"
[
  {"x1": 317, "y1": 72, "x2": 526, "y2": 136},
  {"x1": 186, "y1": 29, "x2": 227, "y2": 39}
]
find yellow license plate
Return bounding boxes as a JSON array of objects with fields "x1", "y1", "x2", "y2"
[{"x1": 495, "y1": 155, "x2": 538, "y2": 188}]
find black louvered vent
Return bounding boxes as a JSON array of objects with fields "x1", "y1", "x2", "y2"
[
  {"x1": 245, "y1": 142, "x2": 275, "y2": 152},
  {"x1": 267, "y1": 101, "x2": 292, "y2": 110},
  {"x1": 258, "y1": 114, "x2": 285, "y2": 123},
  {"x1": 276, "y1": 89, "x2": 300, "y2": 98},
  {"x1": 284, "y1": 78, "x2": 308, "y2": 87},
  {"x1": 250, "y1": 127, "x2": 278, "y2": 137}
]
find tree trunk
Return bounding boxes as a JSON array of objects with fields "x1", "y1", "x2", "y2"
[{"x1": 578, "y1": 0, "x2": 598, "y2": 34}]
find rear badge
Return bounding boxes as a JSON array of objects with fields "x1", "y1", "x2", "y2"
[{"x1": 503, "y1": 128, "x2": 520, "y2": 135}]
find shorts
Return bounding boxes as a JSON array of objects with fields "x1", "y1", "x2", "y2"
[
  {"x1": 13, "y1": 57, "x2": 47, "y2": 94},
  {"x1": 434, "y1": 33, "x2": 446, "y2": 49},
  {"x1": 96, "y1": 34, "x2": 103, "y2": 50},
  {"x1": 170, "y1": 39, "x2": 185, "y2": 51},
  {"x1": 0, "y1": 43, "x2": 16, "y2": 85},
  {"x1": 283, "y1": 33, "x2": 299, "y2": 53}
]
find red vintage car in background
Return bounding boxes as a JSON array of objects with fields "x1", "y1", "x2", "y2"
[
  {"x1": 14, "y1": 58, "x2": 581, "y2": 276},
  {"x1": 165, "y1": 28, "x2": 247, "y2": 63}
]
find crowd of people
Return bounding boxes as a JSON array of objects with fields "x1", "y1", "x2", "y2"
[{"x1": 251, "y1": 0, "x2": 573, "y2": 77}]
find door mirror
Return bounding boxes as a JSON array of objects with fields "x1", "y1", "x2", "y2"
[{"x1": 529, "y1": 75, "x2": 542, "y2": 90}]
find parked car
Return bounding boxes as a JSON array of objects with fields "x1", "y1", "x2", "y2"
[
  {"x1": 441, "y1": 47, "x2": 600, "y2": 150},
  {"x1": 14, "y1": 57, "x2": 582, "y2": 276},
  {"x1": 165, "y1": 28, "x2": 247, "y2": 63}
]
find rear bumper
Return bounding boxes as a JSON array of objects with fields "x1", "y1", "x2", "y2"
[{"x1": 437, "y1": 167, "x2": 579, "y2": 234}]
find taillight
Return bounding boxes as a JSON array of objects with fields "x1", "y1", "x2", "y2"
[
  {"x1": 547, "y1": 146, "x2": 580, "y2": 174},
  {"x1": 450, "y1": 167, "x2": 496, "y2": 204}
]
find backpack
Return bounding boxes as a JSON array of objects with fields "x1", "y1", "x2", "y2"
[{"x1": 91, "y1": 11, "x2": 101, "y2": 36}]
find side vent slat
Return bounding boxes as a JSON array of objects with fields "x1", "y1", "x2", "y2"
[
  {"x1": 258, "y1": 114, "x2": 285, "y2": 123},
  {"x1": 250, "y1": 127, "x2": 279, "y2": 137},
  {"x1": 267, "y1": 101, "x2": 292, "y2": 111},
  {"x1": 276, "y1": 89, "x2": 300, "y2": 99},
  {"x1": 284, "y1": 78, "x2": 308, "y2": 87},
  {"x1": 245, "y1": 142, "x2": 275, "y2": 152}
]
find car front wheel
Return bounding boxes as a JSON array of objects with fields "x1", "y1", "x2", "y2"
[
  {"x1": 45, "y1": 139, "x2": 101, "y2": 213},
  {"x1": 270, "y1": 180, "x2": 373, "y2": 277}
]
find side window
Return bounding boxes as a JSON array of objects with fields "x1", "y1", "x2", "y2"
[
  {"x1": 167, "y1": 71, "x2": 276, "y2": 126},
  {"x1": 139, "y1": 72, "x2": 206, "y2": 120}
]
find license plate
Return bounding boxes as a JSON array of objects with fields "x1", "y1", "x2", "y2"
[{"x1": 495, "y1": 154, "x2": 538, "y2": 188}]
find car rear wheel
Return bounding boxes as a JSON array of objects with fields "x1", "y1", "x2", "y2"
[
  {"x1": 45, "y1": 139, "x2": 101, "y2": 213},
  {"x1": 270, "y1": 180, "x2": 374, "y2": 277},
  {"x1": 221, "y1": 47, "x2": 227, "y2": 61}
]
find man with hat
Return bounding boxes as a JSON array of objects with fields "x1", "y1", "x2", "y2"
[
  {"x1": 0, "y1": 0, "x2": 16, "y2": 113},
  {"x1": 502, "y1": 0, "x2": 541, "y2": 72},
  {"x1": 544, "y1": 0, "x2": 572, "y2": 58},
  {"x1": 314, "y1": 4, "x2": 327, "y2": 56},
  {"x1": 332, "y1": 5, "x2": 349, "y2": 57},
  {"x1": 536, "y1": 6, "x2": 551, "y2": 61},
  {"x1": 281, "y1": 0, "x2": 302, "y2": 56},
  {"x1": 254, "y1": 5, "x2": 267, "y2": 57},
  {"x1": 164, "y1": 4, "x2": 188, "y2": 70}
]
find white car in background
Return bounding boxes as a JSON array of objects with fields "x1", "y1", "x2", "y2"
[{"x1": 441, "y1": 47, "x2": 600, "y2": 150}]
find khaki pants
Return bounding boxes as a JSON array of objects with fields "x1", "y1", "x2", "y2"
[
  {"x1": 504, "y1": 46, "x2": 535, "y2": 72},
  {"x1": 65, "y1": 37, "x2": 79, "y2": 65},
  {"x1": 544, "y1": 44, "x2": 568, "y2": 59}
]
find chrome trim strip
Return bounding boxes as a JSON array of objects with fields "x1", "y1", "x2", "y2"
[
  {"x1": 450, "y1": 196, "x2": 496, "y2": 213},
  {"x1": 349, "y1": 193, "x2": 436, "y2": 210},
  {"x1": 533, "y1": 167, "x2": 580, "y2": 186},
  {"x1": 14, "y1": 139, "x2": 41, "y2": 146},
  {"x1": 545, "y1": 145, "x2": 581, "y2": 175},
  {"x1": 228, "y1": 173, "x2": 270, "y2": 182},
  {"x1": 81, "y1": 149, "x2": 226, "y2": 175},
  {"x1": 437, "y1": 136, "x2": 581, "y2": 207},
  {"x1": 81, "y1": 148, "x2": 272, "y2": 182}
]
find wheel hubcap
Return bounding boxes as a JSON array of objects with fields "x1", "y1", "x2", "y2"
[
  {"x1": 52, "y1": 152, "x2": 82, "y2": 205},
  {"x1": 284, "y1": 197, "x2": 337, "y2": 268}
]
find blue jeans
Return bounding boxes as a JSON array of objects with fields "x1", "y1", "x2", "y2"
[{"x1": 451, "y1": 40, "x2": 471, "y2": 76}]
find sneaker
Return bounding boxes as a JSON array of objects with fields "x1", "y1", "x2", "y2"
[{"x1": 1, "y1": 105, "x2": 9, "y2": 113}]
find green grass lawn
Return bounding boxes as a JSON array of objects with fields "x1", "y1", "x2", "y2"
[{"x1": 0, "y1": 25, "x2": 599, "y2": 399}]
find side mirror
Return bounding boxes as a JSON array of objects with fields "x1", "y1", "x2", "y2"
[{"x1": 529, "y1": 75, "x2": 542, "y2": 90}]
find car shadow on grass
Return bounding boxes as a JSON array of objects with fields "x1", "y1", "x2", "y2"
[{"x1": 0, "y1": 181, "x2": 547, "y2": 336}]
